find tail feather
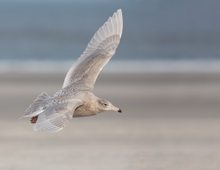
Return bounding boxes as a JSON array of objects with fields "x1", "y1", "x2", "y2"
[
  {"x1": 24, "y1": 92, "x2": 50, "y2": 118},
  {"x1": 33, "y1": 99, "x2": 83, "y2": 132},
  {"x1": 23, "y1": 92, "x2": 83, "y2": 132}
]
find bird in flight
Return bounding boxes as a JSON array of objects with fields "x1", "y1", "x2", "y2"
[{"x1": 23, "y1": 9, "x2": 123, "y2": 132}]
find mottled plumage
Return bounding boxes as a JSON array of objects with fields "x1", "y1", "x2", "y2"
[{"x1": 23, "y1": 9, "x2": 123, "y2": 132}]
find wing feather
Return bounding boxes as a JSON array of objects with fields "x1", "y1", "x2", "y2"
[
  {"x1": 33, "y1": 99, "x2": 82, "y2": 132},
  {"x1": 62, "y1": 9, "x2": 123, "y2": 89}
]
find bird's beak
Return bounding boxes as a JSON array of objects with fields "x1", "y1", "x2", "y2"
[
  {"x1": 118, "y1": 108, "x2": 122, "y2": 113},
  {"x1": 111, "y1": 105, "x2": 122, "y2": 113}
]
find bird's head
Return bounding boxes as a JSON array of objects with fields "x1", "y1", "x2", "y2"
[{"x1": 97, "y1": 98, "x2": 122, "y2": 113}]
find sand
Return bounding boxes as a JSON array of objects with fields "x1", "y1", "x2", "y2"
[{"x1": 0, "y1": 72, "x2": 220, "y2": 170}]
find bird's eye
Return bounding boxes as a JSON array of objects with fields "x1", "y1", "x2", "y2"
[{"x1": 99, "y1": 100, "x2": 108, "y2": 106}]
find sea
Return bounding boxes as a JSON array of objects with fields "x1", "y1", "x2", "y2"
[{"x1": 0, "y1": 0, "x2": 220, "y2": 73}]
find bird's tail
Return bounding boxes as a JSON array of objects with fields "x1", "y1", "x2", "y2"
[
  {"x1": 23, "y1": 92, "x2": 50, "y2": 118},
  {"x1": 22, "y1": 92, "x2": 83, "y2": 132}
]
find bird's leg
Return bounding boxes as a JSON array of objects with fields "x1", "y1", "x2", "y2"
[{"x1": 30, "y1": 116, "x2": 38, "y2": 124}]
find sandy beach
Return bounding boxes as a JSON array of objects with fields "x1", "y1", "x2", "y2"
[{"x1": 0, "y1": 72, "x2": 220, "y2": 170}]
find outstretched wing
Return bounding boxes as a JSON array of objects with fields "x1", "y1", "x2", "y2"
[
  {"x1": 33, "y1": 99, "x2": 82, "y2": 132},
  {"x1": 62, "y1": 9, "x2": 123, "y2": 89}
]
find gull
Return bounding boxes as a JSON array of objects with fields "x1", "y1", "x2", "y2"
[{"x1": 23, "y1": 9, "x2": 123, "y2": 132}]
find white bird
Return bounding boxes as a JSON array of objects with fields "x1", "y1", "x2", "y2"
[{"x1": 23, "y1": 9, "x2": 123, "y2": 132}]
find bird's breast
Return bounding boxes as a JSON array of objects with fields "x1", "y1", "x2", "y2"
[{"x1": 73, "y1": 104, "x2": 96, "y2": 117}]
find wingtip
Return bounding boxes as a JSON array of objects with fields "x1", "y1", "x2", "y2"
[
  {"x1": 116, "y1": 9, "x2": 123, "y2": 18},
  {"x1": 117, "y1": 8, "x2": 122, "y2": 13},
  {"x1": 115, "y1": 9, "x2": 123, "y2": 18},
  {"x1": 112, "y1": 9, "x2": 123, "y2": 37}
]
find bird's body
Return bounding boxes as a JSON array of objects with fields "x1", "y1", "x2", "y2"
[
  {"x1": 54, "y1": 89, "x2": 101, "y2": 117},
  {"x1": 23, "y1": 9, "x2": 123, "y2": 132},
  {"x1": 30, "y1": 91, "x2": 99, "y2": 123}
]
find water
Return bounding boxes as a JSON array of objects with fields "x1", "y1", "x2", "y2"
[{"x1": 0, "y1": 0, "x2": 220, "y2": 72}]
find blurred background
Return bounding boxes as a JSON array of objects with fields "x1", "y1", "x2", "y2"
[{"x1": 0, "y1": 0, "x2": 220, "y2": 170}]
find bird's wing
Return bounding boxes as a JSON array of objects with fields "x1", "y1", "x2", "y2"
[
  {"x1": 62, "y1": 9, "x2": 123, "y2": 89},
  {"x1": 33, "y1": 99, "x2": 82, "y2": 132}
]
